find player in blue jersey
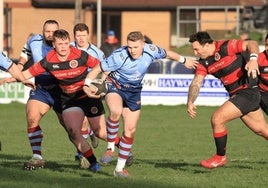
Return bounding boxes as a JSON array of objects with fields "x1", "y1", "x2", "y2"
[
  {"x1": 0, "y1": 51, "x2": 34, "y2": 88},
  {"x1": 70, "y1": 23, "x2": 106, "y2": 167},
  {"x1": 16, "y1": 20, "x2": 62, "y2": 170},
  {"x1": 82, "y1": 31, "x2": 198, "y2": 177}
]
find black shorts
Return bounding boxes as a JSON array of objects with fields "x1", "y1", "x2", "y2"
[
  {"x1": 260, "y1": 91, "x2": 268, "y2": 115},
  {"x1": 62, "y1": 96, "x2": 105, "y2": 117},
  {"x1": 229, "y1": 88, "x2": 260, "y2": 115}
]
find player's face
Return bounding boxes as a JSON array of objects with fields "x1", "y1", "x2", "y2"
[
  {"x1": 74, "y1": 30, "x2": 90, "y2": 49},
  {"x1": 191, "y1": 41, "x2": 211, "y2": 59},
  {"x1": 53, "y1": 37, "x2": 70, "y2": 58},
  {"x1": 43, "y1": 23, "x2": 59, "y2": 46},
  {"x1": 127, "y1": 40, "x2": 145, "y2": 59}
]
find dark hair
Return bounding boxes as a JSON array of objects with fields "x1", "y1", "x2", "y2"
[
  {"x1": 43, "y1": 20, "x2": 59, "y2": 30},
  {"x1": 127, "y1": 31, "x2": 144, "y2": 42},
  {"x1": 73, "y1": 23, "x2": 89, "y2": 35},
  {"x1": 265, "y1": 34, "x2": 268, "y2": 41},
  {"x1": 53, "y1": 29, "x2": 70, "y2": 41},
  {"x1": 189, "y1": 31, "x2": 213, "y2": 45}
]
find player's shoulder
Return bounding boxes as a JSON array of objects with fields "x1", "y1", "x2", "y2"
[
  {"x1": 144, "y1": 43, "x2": 162, "y2": 53},
  {"x1": 28, "y1": 34, "x2": 43, "y2": 43}
]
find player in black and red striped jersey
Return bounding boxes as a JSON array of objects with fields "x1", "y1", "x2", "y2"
[
  {"x1": 187, "y1": 31, "x2": 268, "y2": 169},
  {"x1": 3, "y1": 29, "x2": 106, "y2": 173}
]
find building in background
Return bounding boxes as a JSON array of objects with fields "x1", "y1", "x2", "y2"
[{"x1": 2, "y1": 0, "x2": 267, "y2": 59}]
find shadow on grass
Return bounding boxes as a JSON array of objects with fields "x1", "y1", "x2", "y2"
[{"x1": 132, "y1": 157, "x2": 268, "y2": 173}]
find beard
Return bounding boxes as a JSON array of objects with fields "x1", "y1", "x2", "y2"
[{"x1": 45, "y1": 40, "x2": 53, "y2": 47}]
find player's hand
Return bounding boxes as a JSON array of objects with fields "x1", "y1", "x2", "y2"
[
  {"x1": 83, "y1": 85, "x2": 101, "y2": 99},
  {"x1": 187, "y1": 102, "x2": 197, "y2": 118},
  {"x1": 245, "y1": 59, "x2": 259, "y2": 79},
  {"x1": 0, "y1": 77, "x2": 17, "y2": 85},
  {"x1": 22, "y1": 80, "x2": 36, "y2": 90},
  {"x1": 184, "y1": 58, "x2": 199, "y2": 69}
]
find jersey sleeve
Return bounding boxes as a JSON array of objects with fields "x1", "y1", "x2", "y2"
[
  {"x1": 144, "y1": 43, "x2": 167, "y2": 59},
  {"x1": 0, "y1": 51, "x2": 13, "y2": 71},
  {"x1": 28, "y1": 62, "x2": 46, "y2": 77},
  {"x1": 227, "y1": 39, "x2": 244, "y2": 55},
  {"x1": 195, "y1": 63, "x2": 208, "y2": 77},
  {"x1": 86, "y1": 54, "x2": 100, "y2": 68}
]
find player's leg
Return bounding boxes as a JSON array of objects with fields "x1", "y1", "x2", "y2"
[
  {"x1": 100, "y1": 92, "x2": 122, "y2": 165},
  {"x1": 62, "y1": 107, "x2": 100, "y2": 172},
  {"x1": 201, "y1": 88, "x2": 260, "y2": 169},
  {"x1": 82, "y1": 117, "x2": 99, "y2": 149},
  {"x1": 24, "y1": 98, "x2": 51, "y2": 170},
  {"x1": 200, "y1": 100, "x2": 241, "y2": 169},
  {"x1": 114, "y1": 108, "x2": 140, "y2": 177},
  {"x1": 241, "y1": 108, "x2": 268, "y2": 138}
]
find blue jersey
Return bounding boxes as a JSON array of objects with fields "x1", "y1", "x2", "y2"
[
  {"x1": 0, "y1": 51, "x2": 13, "y2": 72},
  {"x1": 102, "y1": 43, "x2": 167, "y2": 90},
  {"x1": 20, "y1": 34, "x2": 56, "y2": 86},
  {"x1": 70, "y1": 41, "x2": 105, "y2": 61}
]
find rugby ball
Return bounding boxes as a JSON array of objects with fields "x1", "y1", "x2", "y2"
[{"x1": 89, "y1": 79, "x2": 108, "y2": 96}]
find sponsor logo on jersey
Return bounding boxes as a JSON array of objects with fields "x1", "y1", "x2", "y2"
[{"x1": 149, "y1": 45, "x2": 155, "y2": 51}]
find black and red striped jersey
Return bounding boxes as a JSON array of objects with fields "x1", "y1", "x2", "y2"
[
  {"x1": 29, "y1": 46, "x2": 100, "y2": 96},
  {"x1": 195, "y1": 39, "x2": 250, "y2": 95}
]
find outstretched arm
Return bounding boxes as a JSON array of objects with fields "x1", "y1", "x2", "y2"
[
  {"x1": 187, "y1": 74, "x2": 205, "y2": 118},
  {"x1": 166, "y1": 50, "x2": 198, "y2": 69},
  {"x1": 1, "y1": 66, "x2": 35, "y2": 89}
]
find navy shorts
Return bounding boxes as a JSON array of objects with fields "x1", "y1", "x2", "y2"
[
  {"x1": 28, "y1": 86, "x2": 62, "y2": 113},
  {"x1": 229, "y1": 87, "x2": 260, "y2": 115},
  {"x1": 107, "y1": 82, "x2": 141, "y2": 111}
]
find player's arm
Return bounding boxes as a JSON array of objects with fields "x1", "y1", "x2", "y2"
[
  {"x1": 242, "y1": 40, "x2": 260, "y2": 78},
  {"x1": 17, "y1": 56, "x2": 27, "y2": 71},
  {"x1": 83, "y1": 63, "x2": 105, "y2": 98},
  {"x1": 166, "y1": 50, "x2": 198, "y2": 69},
  {"x1": 187, "y1": 74, "x2": 205, "y2": 118},
  {"x1": 1, "y1": 63, "x2": 35, "y2": 89}
]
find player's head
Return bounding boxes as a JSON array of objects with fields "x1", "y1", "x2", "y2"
[
  {"x1": 52, "y1": 29, "x2": 70, "y2": 57},
  {"x1": 189, "y1": 31, "x2": 214, "y2": 59},
  {"x1": 126, "y1": 31, "x2": 145, "y2": 59},
  {"x1": 73, "y1": 23, "x2": 90, "y2": 48},
  {"x1": 43, "y1": 20, "x2": 59, "y2": 47}
]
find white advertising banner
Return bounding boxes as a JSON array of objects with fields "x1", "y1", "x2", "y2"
[
  {"x1": 141, "y1": 74, "x2": 229, "y2": 106},
  {"x1": 0, "y1": 72, "x2": 31, "y2": 104},
  {"x1": 0, "y1": 72, "x2": 228, "y2": 106}
]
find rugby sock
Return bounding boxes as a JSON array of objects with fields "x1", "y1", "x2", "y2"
[
  {"x1": 115, "y1": 134, "x2": 133, "y2": 172},
  {"x1": 27, "y1": 125, "x2": 43, "y2": 159},
  {"x1": 115, "y1": 135, "x2": 120, "y2": 148},
  {"x1": 81, "y1": 128, "x2": 89, "y2": 139},
  {"x1": 74, "y1": 128, "x2": 90, "y2": 155},
  {"x1": 214, "y1": 129, "x2": 228, "y2": 156},
  {"x1": 83, "y1": 148, "x2": 97, "y2": 165},
  {"x1": 88, "y1": 127, "x2": 94, "y2": 137},
  {"x1": 106, "y1": 117, "x2": 119, "y2": 152}
]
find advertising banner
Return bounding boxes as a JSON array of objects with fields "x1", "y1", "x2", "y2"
[
  {"x1": 0, "y1": 72, "x2": 228, "y2": 106},
  {"x1": 141, "y1": 74, "x2": 229, "y2": 106}
]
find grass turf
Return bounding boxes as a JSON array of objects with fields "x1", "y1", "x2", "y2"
[{"x1": 0, "y1": 102, "x2": 268, "y2": 188}]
